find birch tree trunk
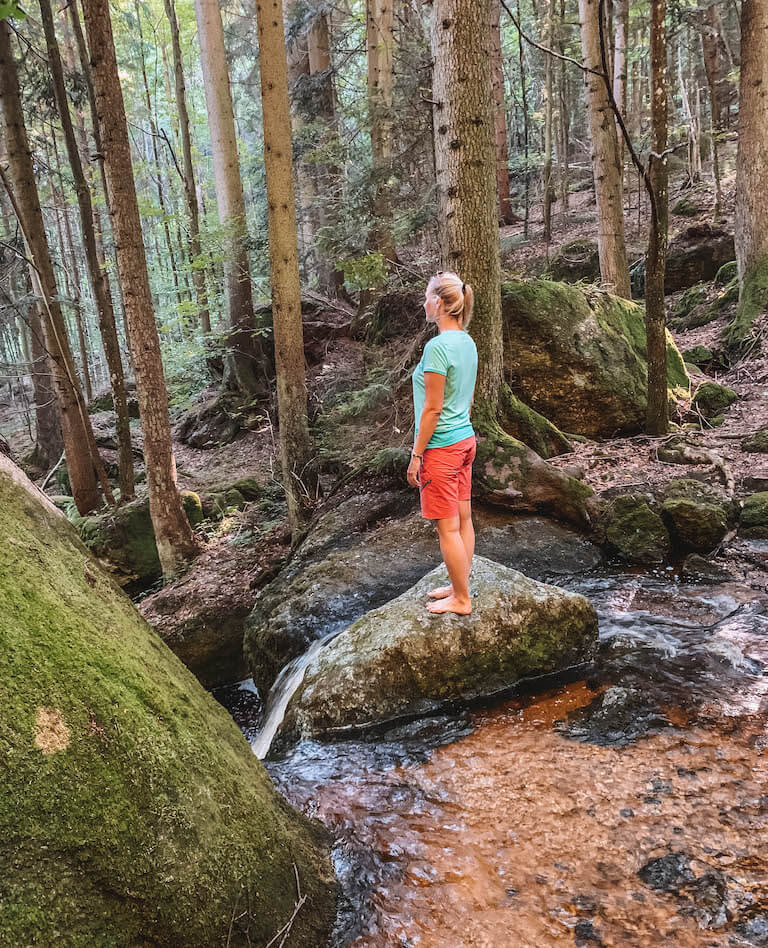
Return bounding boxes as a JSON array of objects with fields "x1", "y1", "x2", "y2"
[
  {"x1": 39, "y1": 0, "x2": 135, "y2": 499},
  {"x1": 81, "y1": 0, "x2": 200, "y2": 577},
  {"x1": 367, "y1": 0, "x2": 397, "y2": 258},
  {"x1": 163, "y1": 0, "x2": 211, "y2": 333},
  {"x1": 578, "y1": 0, "x2": 631, "y2": 298},
  {"x1": 254, "y1": 0, "x2": 315, "y2": 539},
  {"x1": 0, "y1": 19, "x2": 102, "y2": 514},
  {"x1": 194, "y1": 0, "x2": 264, "y2": 393},
  {"x1": 731, "y1": 0, "x2": 768, "y2": 346}
]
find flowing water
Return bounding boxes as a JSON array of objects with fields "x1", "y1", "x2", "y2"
[{"x1": 222, "y1": 568, "x2": 768, "y2": 947}]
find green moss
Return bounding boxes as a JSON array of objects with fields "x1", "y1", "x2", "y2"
[
  {"x1": 601, "y1": 494, "x2": 671, "y2": 564},
  {"x1": 498, "y1": 386, "x2": 572, "y2": 459},
  {"x1": 714, "y1": 260, "x2": 738, "y2": 286},
  {"x1": 547, "y1": 239, "x2": 600, "y2": 283},
  {"x1": 725, "y1": 258, "x2": 768, "y2": 348},
  {"x1": 671, "y1": 196, "x2": 700, "y2": 217},
  {"x1": 0, "y1": 462, "x2": 337, "y2": 946},
  {"x1": 672, "y1": 284, "x2": 708, "y2": 321},
  {"x1": 742, "y1": 429, "x2": 768, "y2": 453},
  {"x1": 661, "y1": 497, "x2": 729, "y2": 553},
  {"x1": 681, "y1": 345, "x2": 714, "y2": 365},
  {"x1": 712, "y1": 277, "x2": 739, "y2": 311},
  {"x1": 691, "y1": 381, "x2": 737, "y2": 418},
  {"x1": 739, "y1": 492, "x2": 768, "y2": 538}
]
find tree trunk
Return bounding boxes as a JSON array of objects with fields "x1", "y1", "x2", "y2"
[
  {"x1": 255, "y1": 0, "x2": 316, "y2": 539},
  {"x1": 578, "y1": 0, "x2": 631, "y2": 298},
  {"x1": 163, "y1": 0, "x2": 211, "y2": 334},
  {"x1": 39, "y1": 0, "x2": 136, "y2": 500},
  {"x1": 542, "y1": 0, "x2": 556, "y2": 244},
  {"x1": 699, "y1": 11, "x2": 722, "y2": 221},
  {"x1": 193, "y1": 0, "x2": 264, "y2": 393},
  {"x1": 26, "y1": 287, "x2": 64, "y2": 469},
  {"x1": 489, "y1": 0, "x2": 514, "y2": 224},
  {"x1": 612, "y1": 0, "x2": 628, "y2": 180},
  {"x1": 0, "y1": 19, "x2": 102, "y2": 514},
  {"x1": 517, "y1": 0, "x2": 530, "y2": 238},
  {"x1": 731, "y1": 0, "x2": 768, "y2": 346},
  {"x1": 645, "y1": 0, "x2": 668, "y2": 435},
  {"x1": 81, "y1": 0, "x2": 200, "y2": 577},
  {"x1": 367, "y1": 0, "x2": 397, "y2": 257}
]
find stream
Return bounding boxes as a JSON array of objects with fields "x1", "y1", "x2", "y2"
[{"x1": 218, "y1": 566, "x2": 768, "y2": 947}]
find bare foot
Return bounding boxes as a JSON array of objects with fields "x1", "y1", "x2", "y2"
[
  {"x1": 427, "y1": 595, "x2": 472, "y2": 615},
  {"x1": 428, "y1": 584, "x2": 453, "y2": 600}
]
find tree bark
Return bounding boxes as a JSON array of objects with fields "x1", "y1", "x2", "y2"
[
  {"x1": 0, "y1": 19, "x2": 102, "y2": 514},
  {"x1": 542, "y1": 0, "x2": 556, "y2": 243},
  {"x1": 39, "y1": 0, "x2": 136, "y2": 499},
  {"x1": 732, "y1": 0, "x2": 768, "y2": 344},
  {"x1": 645, "y1": 0, "x2": 669, "y2": 435},
  {"x1": 367, "y1": 0, "x2": 397, "y2": 257},
  {"x1": 612, "y1": 0, "x2": 628, "y2": 179},
  {"x1": 25, "y1": 278, "x2": 64, "y2": 469},
  {"x1": 254, "y1": 0, "x2": 316, "y2": 539},
  {"x1": 578, "y1": 0, "x2": 631, "y2": 298},
  {"x1": 489, "y1": 0, "x2": 514, "y2": 224},
  {"x1": 81, "y1": 0, "x2": 200, "y2": 577},
  {"x1": 193, "y1": 0, "x2": 264, "y2": 393},
  {"x1": 162, "y1": 0, "x2": 211, "y2": 334}
]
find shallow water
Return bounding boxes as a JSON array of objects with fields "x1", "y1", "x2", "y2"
[{"x1": 224, "y1": 570, "x2": 768, "y2": 946}]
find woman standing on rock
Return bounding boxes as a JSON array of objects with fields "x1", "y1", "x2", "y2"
[{"x1": 407, "y1": 271, "x2": 478, "y2": 615}]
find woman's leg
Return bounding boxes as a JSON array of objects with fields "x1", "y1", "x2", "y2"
[
  {"x1": 427, "y1": 515, "x2": 472, "y2": 614},
  {"x1": 428, "y1": 499, "x2": 474, "y2": 599}
]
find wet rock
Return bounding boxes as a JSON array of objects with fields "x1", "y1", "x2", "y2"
[
  {"x1": 0, "y1": 455, "x2": 338, "y2": 946},
  {"x1": 556, "y1": 687, "x2": 669, "y2": 746},
  {"x1": 735, "y1": 914, "x2": 768, "y2": 946},
  {"x1": 75, "y1": 491, "x2": 203, "y2": 585},
  {"x1": 664, "y1": 224, "x2": 735, "y2": 293},
  {"x1": 661, "y1": 479, "x2": 734, "y2": 553},
  {"x1": 278, "y1": 556, "x2": 598, "y2": 742},
  {"x1": 599, "y1": 493, "x2": 671, "y2": 564},
  {"x1": 681, "y1": 553, "x2": 735, "y2": 584},
  {"x1": 500, "y1": 279, "x2": 689, "y2": 439},
  {"x1": 547, "y1": 238, "x2": 600, "y2": 283},
  {"x1": 574, "y1": 919, "x2": 604, "y2": 946},
  {"x1": 691, "y1": 381, "x2": 737, "y2": 419},
  {"x1": 742, "y1": 429, "x2": 768, "y2": 453},
  {"x1": 244, "y1": 492, "x2": 603, "y2": 697},
  {"x1": 740, "y1": 493, "x2": 768, "y2": 539}
]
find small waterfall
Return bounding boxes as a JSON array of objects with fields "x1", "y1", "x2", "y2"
[{"x1": 251, "y1": 631, "x2": 336, "y2": 760}]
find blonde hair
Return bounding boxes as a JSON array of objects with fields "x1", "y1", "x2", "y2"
[{"x1": 428, "y1": 271, "x2": 474, "y2": 329}]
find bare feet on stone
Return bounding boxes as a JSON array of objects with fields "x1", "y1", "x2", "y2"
[
  {"x1": 428, "y1": 585, "x2": 453, "y2": 600},
  {"x1": 427, "y1": 596, "x2": 472, "y2": 615}
]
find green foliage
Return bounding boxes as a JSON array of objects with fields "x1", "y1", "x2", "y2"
[
  {"x1": 341, "y1": 253, "x2": 388, "y2": 293},
  {"x1": 0, "y1": 0, "x2": 24, "y2": 20}
]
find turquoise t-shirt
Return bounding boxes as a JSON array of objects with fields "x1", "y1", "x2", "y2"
[{"x1": 412, "y1": 330, "x2": 478, "y2": 448}]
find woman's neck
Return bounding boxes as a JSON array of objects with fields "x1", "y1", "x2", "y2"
[{"x1": 436, "y1": 314, "x2": 462, "y2": 332}]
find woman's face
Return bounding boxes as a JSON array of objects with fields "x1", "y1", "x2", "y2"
[{"x1": 424, "y1": 284, "x2": 441, "y2": 322}]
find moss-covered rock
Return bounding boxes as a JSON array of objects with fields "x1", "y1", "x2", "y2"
[
  {"x1": 671, "y1": 196, "x2": 700, "y2": 217},
  {"x1": 681, "y1": 345, "x2": 714, "y2": 366},
  {"x1": 672, "y1": 284, "x2": 708, "y2": 321},
  {"x1": 664, "y1": 224, "x2": 735, "y2": 293},
  {"x1": 278, "y1": 556, "x2": 598, "y2": 744},
  {"x1": 711, "y1": 277, "x2": 739, "y2": 311},
  {"x1": 691, "y1": 381, "x2": 737, "y2": 418},
  {"x1": 0, "y1": 456, "x2": 337, "y2": 946},
  {"x1": 742, "y1": 429, "x2": 768, "y2": 453},
  {"x1": 498, "y1": 386, "x2": 572, "y2": 459},
  {"x1": 501, "y1": 280, "x2": 689, "y2": 439},
  {"x1": 681, "y1": 553, "x2": 735, "y2": 584},
  {"x1": 661, "y1": 479, "x2": 733, "y2": 553},
  {"x1": 600, "y1": 493, "x2": 671, "y2": 564},
  {"x1": 547, "y1": 238, "x2": 600, "y2": 283},
  {"x1": 77, "y1": 491, "x2": 203, "y2": 585},
  {"x1": 725, "y1": 258, "x2": 768, "y2": 349},
  {"x1": 739, "y1": 492, "x2": 768, "y2": 539},
  {"x1": 714, "y1": 260, "x2": 738, "y2": 286}
]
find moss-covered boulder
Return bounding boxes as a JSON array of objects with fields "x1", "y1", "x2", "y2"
[
  {"x1": 661, "y1": 479, "x2": 733, "y2": 553},
  {"x1": 715, "y1": 260, "x2": 738, "y2": 286},
  {"x1": 77, "y1": 491, "x2": 203, "y2": 585},
  {"x1": 664, "y1": 223, "x2": 735, "y2": 293},
  {"x1": 681, "y1": 345, "x2": 714, "y2": 366},
  {"x1": 501, "y1": 280, "x2": 689, "y2": 439},
  {"x1": 0, "y1": 456, "x2": 337, "y2": 946},
  {"x1": 547, "y1": 238, "x2": 600, "y2": 283},
  {"x1": 742, "y1": 429, "x2": 768, "y2": 453},
  {"x1": 739, "y1": 492, "x2": 768, "y2": 539},
  {"x1": 277, "y1": 556, "x2": 598, "y2": 744},
  {"x1": 672, "y1": 284, "x2": 709, "y2": 321},
  {"x1": 671, "y1": 196, "x2": 700, "y2": 217},
  {"x1": 599, "y1": 493, "x2": 671, "y2": 564},
  {"x1": 691, "y1": 381, "x2": 737, "y2": 418}
]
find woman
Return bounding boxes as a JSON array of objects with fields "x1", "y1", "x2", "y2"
[{"x1": 407, "y1": 271, "x2": 478, "y2": 615}]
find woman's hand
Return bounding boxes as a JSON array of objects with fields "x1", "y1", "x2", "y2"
[{"x1": 407, "y1": 455, "x2": 422, "y2": 488}]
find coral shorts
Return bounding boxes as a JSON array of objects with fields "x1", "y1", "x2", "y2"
[{"x1": 418, "y1": 435, "x2": 477, "y2": 520}]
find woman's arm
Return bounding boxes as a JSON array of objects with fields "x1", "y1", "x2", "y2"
[{"x1": 407, "y1": 372, "x2": 446, "y2": 487}]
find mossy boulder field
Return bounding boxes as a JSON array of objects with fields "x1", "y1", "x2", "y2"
[
  {"x1": 500, "y1": 280, "x2": 689, "y2": 439},
  {"x1": 0, "y1": 456, "x2": 337, "y2": 946}
]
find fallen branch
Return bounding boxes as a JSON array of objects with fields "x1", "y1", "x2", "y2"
[{"x1": 265, "y1": 863, "x2": 307, "y2": 948}]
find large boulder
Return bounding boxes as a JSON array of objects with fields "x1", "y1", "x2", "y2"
[
  {"x1": 664, "y1": 223, "x2": 735, "y2": 293},
  {"x1": 244, "y1": 491, "x2": 603, "y2": 698},
  {"x1": 660, "y1": 479, "x2": 735, "y2": 553},
  {"x1": 501, "y1": 279, "x2": 689, "y2": 438},
  {"x1": 598, "y1": 492, "x2": 671, "y2": 564},
  {"x1": 76, "y1": 491, "x2": 203, "y2": 586},
  {"x1": 739, "y1": 493, "x2": 768, "y2": 539},
  {"x1": 0, "y1": 455, "x2": 337, "y2": 946},
  {"x1": 277, "y1": 556, "x2": 598, "y2": 743},
  {"x1": 547, "y1": 238, "x2": 600, "y2": 283}
]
